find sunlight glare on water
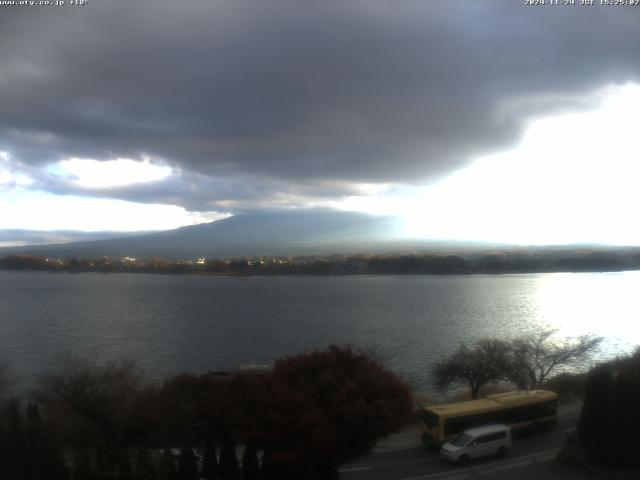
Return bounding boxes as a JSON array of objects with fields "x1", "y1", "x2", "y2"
[{"x1": 533, "y1": 271, "x2": 640, "y2": 359}]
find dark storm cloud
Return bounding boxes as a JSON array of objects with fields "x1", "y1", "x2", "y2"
[
  {"x1": 1, "y1": 0, "x2": 640, "y2": 210},
  {"x1": 0, "y1": 229, "x2": 143, "y2": 247},
  {"x1": 36, "y1": 168, "x2": 358, "y2": 212}
]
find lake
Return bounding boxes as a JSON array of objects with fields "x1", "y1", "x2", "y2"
[{"x1": 1, "y1": 270, "x2": 639, "y2": 392}]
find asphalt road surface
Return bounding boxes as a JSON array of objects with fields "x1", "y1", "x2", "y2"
[{"x1": 339, "y1": 408, "x2": 583, "y2": 480}]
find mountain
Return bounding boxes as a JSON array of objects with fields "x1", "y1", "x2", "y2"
[{"x1": 0, "y1": 210, "x2": 409, "y2": 259}]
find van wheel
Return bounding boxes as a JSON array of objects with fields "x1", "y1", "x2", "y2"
[
  {"x1": 496, "y1": 446, "x2": 507, "y2": 458},
  {"x1": 457, "y1": 454, "x2": 470, "y2": 466}
]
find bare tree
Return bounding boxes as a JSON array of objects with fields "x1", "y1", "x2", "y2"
[
  {"x1": 431, "y1": 339, "x2": 509, "y2": 399},
  {"x1": 33, "y1": 355, "x2": 156, "y2": 470},
  {"x1": 432, "y1": 330, "x2": 602, "y2": 398},
  {"x1": 504, "y1": 329, "x2": 602, "y2": 390}
]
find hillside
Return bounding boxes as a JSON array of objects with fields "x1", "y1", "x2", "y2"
[{"x1": 0, "y1": 210, "x2": 407, "y2": 259}]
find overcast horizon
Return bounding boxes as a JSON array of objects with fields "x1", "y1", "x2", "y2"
[{"x1": 2, "y1": 1, "x2": 640, "y2": 247}]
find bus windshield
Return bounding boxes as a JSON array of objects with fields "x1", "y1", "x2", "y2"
[{"x1": 423, "y1": 410, "x2": 439, "y2": 429}]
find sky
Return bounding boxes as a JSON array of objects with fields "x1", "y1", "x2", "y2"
[{"x1": 2, "y1": 0, "x2": 640, "y2": 246}]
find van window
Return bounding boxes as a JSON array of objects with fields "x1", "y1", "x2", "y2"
[
  {"x1": 450, "y1": 433, "x2": 473, "y2": 447},
  {"x1": 476, "y1": 431, "x2": 506, "y2": 443}
]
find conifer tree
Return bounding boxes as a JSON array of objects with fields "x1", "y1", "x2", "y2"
[
  {"x1": 7, "y1": 398, "x2": 26, "y2": 479},
  {"x1": 73, "y1": 447, "x2": 95, "y2": 480},
  {"x1": 241, "y1": 445, "x2": 261, "y2": 480},
  {"x1": 117, "y1": 450, "x2": 134, "y2": 480},
  {"x1": 200, "y1": 431, "x2": 218, "y2": 480},
  {"x1": 26, "y1": 402, "x2": 44, "y2": 452},
  {"x1": 158, "y1": 448, "x2": 177, "y2": 480},
  {"x1": 135, "y1": 447, "x2": 156, "y2": 480},
  {"x1": 177, "y1": 446, "x2": 199, "y2": 480},
  {"x1": 51, "y1": 461, "x2": 71, "y2": 480},
  {"x1": 46, "y1": 446, "x2": 71, "y2": 480},
  {"x1": 0, "y1": 425, "x2": 6, "y2": 480},
  {"x1": 260, "y1": 450, "x2": 274, "y2": 480},
  {"x1": 218, "y1": 430, "x2": 240, "y2": 480},
  {"x1": 26, "y1": 402, "x2": 46, "y2": 479},
  {"x1": 96, "y1": 449, "x2": 117, "y2": 480}
]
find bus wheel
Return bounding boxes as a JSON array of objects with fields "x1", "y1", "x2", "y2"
[
  {"x1": 457, "y1": 454, "x2": 470, "y2": 466},
  {"x1": 496, "y1": 446, "x2": 507, "y2": 458}
]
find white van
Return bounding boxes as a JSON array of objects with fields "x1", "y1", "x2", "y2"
[{"x1": 439, "y1": 424, "x2": 511, "y2": 465}]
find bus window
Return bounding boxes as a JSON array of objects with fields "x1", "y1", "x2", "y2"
[
  {"x1": 502, "y1": 406, "x2": 530, "y2": 423},
  {"x1": 444, "y1": 417, "x2": 472, "y2": 436},
  {"x1": 540, "y1": 400, "x2": 557, "y2": 416}
]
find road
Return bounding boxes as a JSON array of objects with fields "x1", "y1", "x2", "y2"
[{"x1": 339, "y1": 407, "x2": 583, "y2": 480}]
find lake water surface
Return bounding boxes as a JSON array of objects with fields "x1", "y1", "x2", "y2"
[{"x1": 1, "y1": 270, "x2": 639, "y2": 392}]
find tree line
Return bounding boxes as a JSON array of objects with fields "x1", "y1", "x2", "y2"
[
  {"x1": 3, "y1": 248, "x2": 640, "y2": 275},
  {"x1": 0, "y1": 346, "x2": 413, "y2": 480}
]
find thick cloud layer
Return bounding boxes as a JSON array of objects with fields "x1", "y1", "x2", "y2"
[{"x1": 1, "y1": 0, "x2": 640, "y2": 211}]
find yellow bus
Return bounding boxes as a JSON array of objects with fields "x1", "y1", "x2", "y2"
[{"x1": 421, "y1": 390, "x2": 558, "y2": 448}]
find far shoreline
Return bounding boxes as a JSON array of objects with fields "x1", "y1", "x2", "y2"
[{"x1": 3, "y1": 246, "x2": 640, "y2": 277}]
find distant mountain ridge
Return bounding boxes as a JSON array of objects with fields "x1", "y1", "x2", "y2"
[{"x1": 0, "y1": 210, "x2": 406, "y2": 259}]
